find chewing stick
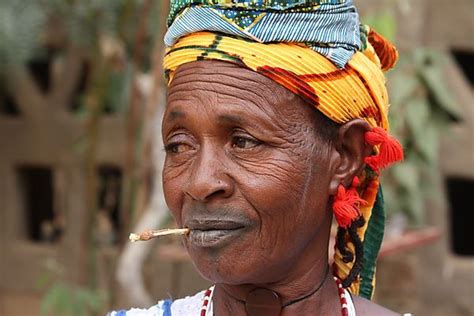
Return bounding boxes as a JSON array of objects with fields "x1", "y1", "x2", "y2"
[{"x1": 129, "y1": 228, "x2": 190, "y2": 242}]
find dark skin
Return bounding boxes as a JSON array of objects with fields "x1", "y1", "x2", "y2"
[{"x1": 162, "y1": 60, "x2": 398, "y2": 316}]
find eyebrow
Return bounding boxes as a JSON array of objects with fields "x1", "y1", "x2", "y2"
[
  {"x1": 218, "y1": 112, "x2": 276, "y2": 132},
  {"x1": 217, "y1": 114, "x2": 244, "y2": 125},
  {"x1": 165, "y1": 110, "x2": 274, "y2": 132},
  {"x1": 167, "y1": 110, "x2": 186, "y2": 121}
]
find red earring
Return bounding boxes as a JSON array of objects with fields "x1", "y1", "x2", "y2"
[
  {"x1": 364, "y1": 127, "x2": 404, "y2": 174},
  {"x1": 333, "y1": 177, "x2": 366, "y2": 228}
]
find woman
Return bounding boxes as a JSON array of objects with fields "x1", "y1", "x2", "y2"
[{"x1": 112, "y1": 0, "x2": 403, "y2": 315}]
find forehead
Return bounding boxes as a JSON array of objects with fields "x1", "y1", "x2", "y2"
[
  {"x1": 166, "y1": 60, "x2": 316, "y2": 125},
  {"x1": 168, "y1": 60, "x2": 289, "y2": 104}
]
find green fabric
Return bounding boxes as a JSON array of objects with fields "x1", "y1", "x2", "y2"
[
  {"x1": 168, "y1": 0, "x2": 345, "y2": 25},
  {"x1": 359, "y1": 184, "x2": 385, "y2": 299}
]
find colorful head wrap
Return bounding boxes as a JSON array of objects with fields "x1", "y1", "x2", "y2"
[
  {"x1": 164, "y1": 0, "x2": 402, "y2": 300},
  {"x1": 166, "y1": 0, "x2": 361, "y2": 67}
]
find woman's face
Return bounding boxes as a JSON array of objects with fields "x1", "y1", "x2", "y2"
[{"x1": 162, "y1": 60, "x2": 335, "y2": 285}]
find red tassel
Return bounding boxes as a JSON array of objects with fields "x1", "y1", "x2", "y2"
[
  {"x1": 333, "y1": 177, "x2": 366, "y2": 228},
  {"x1": 364, "y1": 127, "x2": 404, "y2": 173},
  {"x1": 364, "y1": 156, "x2": 381, "y2": 174},
  {"x1": 351, "y1": 176, "x2": 360, "y2": 188},
  {"x1": 368, "y1": 28, "x2": 399, "y2": 72}
]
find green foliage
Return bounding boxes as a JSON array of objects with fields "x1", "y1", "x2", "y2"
[
  {"x1": 40, "y1": 0, "x2": 160, "y2": 71},
  {"x1": 363, "y1": 11, "x2": 396, "y2": 42},
  {"x1": 102, "y1": 66, "x2": 133, "y2": 114},
  {"x1": 37, "y1": 260, "x2": 106, "y2": 316},
  {"x1": 43, "y1": 0, "x2": 131, "y2": 47},
  {"x1": 383, "y1": 50, "x2": 459, "y2": 224},
  {"x1": 40, "y1": 283, "x2": 106, "y2": 316},
  {"x1": 0, "y1": 1, "x2": 46, "y2": 72},
  {"x1": 0, "y1": 0, "x2": 160, "y2": 111},
  {"x1": 362, "y1": 13, "x2": 459, "y2": 225}
]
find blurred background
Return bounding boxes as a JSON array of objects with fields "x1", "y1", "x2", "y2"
[{"x1": 0, "y1": 0, "x2": 472, "y2": 315}]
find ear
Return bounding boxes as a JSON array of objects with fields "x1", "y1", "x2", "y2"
[{"x1": 328, "y1": 119, "x2": 372, "y2": 195}]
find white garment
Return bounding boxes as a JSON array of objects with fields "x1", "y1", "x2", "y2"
[
  {"x1": 108, "y1": 290, "x2": 209, "y2": 316},
  {"x1": 109, "y1": 287, "x2": 356, "y2": 316},
  {"x1": 346, "y1": 289, "x2": 357, "y2": 316}
]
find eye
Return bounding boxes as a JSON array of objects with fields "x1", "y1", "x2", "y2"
[
  {"x1": 165, "y1": 143, "x2": 193, "y2": 154},
  {"x1": 231, "y1": 136, "x2": 261, "y2": 149}
]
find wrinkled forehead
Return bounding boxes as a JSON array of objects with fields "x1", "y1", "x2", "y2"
[
  {"x1": 166, "y1": 60, "x2": 316, "y2": 123},
  {"x1": 168, "y1": 60, "x2": 294, "y2": 104}
]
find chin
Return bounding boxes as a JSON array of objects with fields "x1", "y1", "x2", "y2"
[
  {"x1": 186, "y1": 241, "x2": 250, "y2": 284},
  {"x1": 183, "y1": 225, "x2": 256, "y2": 281},
  {"x1": 187, "y1": 244, "x2": 289, "y2": 286}
]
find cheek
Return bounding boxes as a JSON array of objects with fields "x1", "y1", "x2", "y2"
[
  {"x1": 245, "y1": 149, "x2": 329, "y2": 205},
  {"x1": 240, "y1": 152, "x2": 331, "y2": 245},
  {"x1": 162, "y1": 162, "x2": 187, "y2": 224}
]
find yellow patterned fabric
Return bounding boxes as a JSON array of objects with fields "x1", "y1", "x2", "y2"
[
  {"x1": 335, "y1": 176, "x2": 380, "y2": 295},
  {"x1": 163, "y1": 30, "x2": 398, "y2": 298},
  {"x1": 164, "y1": 31, "x2": 396, "y2": 129}
]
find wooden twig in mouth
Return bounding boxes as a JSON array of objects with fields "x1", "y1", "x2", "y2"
[{"x1": 129, "y1": 228, "x2": 190, "y2": 242}]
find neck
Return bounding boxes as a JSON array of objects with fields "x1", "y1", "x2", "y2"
[
  {"x1": 212, "y1": 229, "x2": 341, "y2": 315},
  {"x1": 213, "y1": 264, "x2": 340, "y2": 316}
]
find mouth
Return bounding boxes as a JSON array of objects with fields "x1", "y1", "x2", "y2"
[{"x1": 184, "y1": 218, "x2": 250, "y2": 248}]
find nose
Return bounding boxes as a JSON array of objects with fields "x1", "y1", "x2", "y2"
[{"x1": 183, "y1": 146, "x2": 234, "y2": 202}]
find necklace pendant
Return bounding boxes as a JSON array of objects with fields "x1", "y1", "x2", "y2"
[{"x1": 245, "y1": 288, "x2": 282, "y2": 316}]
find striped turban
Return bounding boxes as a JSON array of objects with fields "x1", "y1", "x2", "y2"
[{"x1": 163, "y1": 0, "x2": 402, "y2": 300}]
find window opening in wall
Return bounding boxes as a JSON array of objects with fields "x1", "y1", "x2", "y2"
[
  {"x1": 68, "y1": 63, "x2": 121, "y2": 115},
  {"x1": 0, "y1": 90, "x2": 20, "y2": 116},
  {"x1": 27, "y1": 51, "x2": 54, "y2": 93},
  {"x1": 0, "y1": 78, "x2": 21, "y2": 117},
  {"x1": 446, "y1": 177, "x2": 474, "y2": 256},
  {"x1": 18, "y1": 166, "x2": 63, "y2": 243},
  {"x1": 96, "y1": 165, "x2": 122, "y2": 245},
  {"x1": 451, "y1": 49, "x2": 474, "y2": 87}
]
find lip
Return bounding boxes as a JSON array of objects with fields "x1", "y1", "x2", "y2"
[{"x1": 184, "y1": 217, "x2": 252, "y2": 248}]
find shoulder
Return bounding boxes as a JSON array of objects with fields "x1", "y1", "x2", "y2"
[
  {"x1": 108, "y1": 289, "x2": 207, "y2": 316},
  {"x1": 352, "y1": 295, "x2": 400, "y2": 316}
]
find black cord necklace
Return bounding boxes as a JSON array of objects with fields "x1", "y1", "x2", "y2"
[
  {"x1": 281, "y1": 266, "x2": 330, "y2": 308},
  {"x1": 220, "y1": 266, "x2": 330, "y2": 316}
]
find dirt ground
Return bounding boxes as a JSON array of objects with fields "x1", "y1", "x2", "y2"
[{"x1": 0, "y1": 290, "x2": 41, "y2": 316}]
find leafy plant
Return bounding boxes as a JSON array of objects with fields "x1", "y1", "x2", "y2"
[
  {"x1": 40, "y1": 283, "x2": 106, "y2": 316},
  {"x1": 383, "y1": 50, "x2": 459, "y2": 224},
  {"x1": 0, "y1": 1, "x2": 46, "y2": 72},
  {"x1": 37, "y1": 259, "x2": 107, "y2": 316},
  {"x1": 363, "y1": 13, "x2": 460, "y2": 224}
]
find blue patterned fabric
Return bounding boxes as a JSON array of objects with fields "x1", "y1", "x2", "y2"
[
  {"x1": 167, "y1": 0, "x2": 347, "y2": 25},
  {"x1": 162, "y1": 299, "x2": 172, "y2": 316},
  {"x1": 165, "y1": 0, "x2": 360, "y2": 67}
]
